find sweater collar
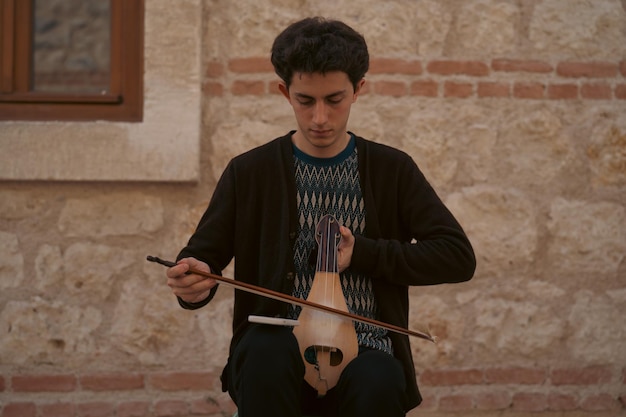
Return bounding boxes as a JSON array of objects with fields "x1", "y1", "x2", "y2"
[{"x1": 290, "y1": 131, "x2": 356, "y2": 166}]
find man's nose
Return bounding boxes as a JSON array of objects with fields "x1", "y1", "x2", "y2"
[{"x1": 313, "y1": 102, "x2": 328, "y2": 125}]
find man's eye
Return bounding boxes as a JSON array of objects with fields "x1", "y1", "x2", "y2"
[{"x1": 298, "y1": 100, "x2": 314, "y2": 106}]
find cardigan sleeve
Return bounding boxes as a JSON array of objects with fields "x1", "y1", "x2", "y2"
[
  {"x1": 175, "y1": 161, "x2": 239, "y2": 309},
  {"x1": 350, "y1": 144, "x2": 476, "y2": 286}
]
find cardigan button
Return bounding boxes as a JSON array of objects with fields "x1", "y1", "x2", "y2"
[
  {"x1": 286, "y1": 272, "x2": 294, "y2": 281},
  {"x1": 289, "y1": 232, "x2": 296, "y2": 239}
]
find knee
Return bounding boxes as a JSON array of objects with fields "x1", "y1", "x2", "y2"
[
  {"x1": 340, "y1": 350, "x2": 405, "y2": 394},
  {"x1": 234, "y1": 325, "x2": 303, "y2": 371},
  {"x1": 335, "y1": 350, "x2": 407, "y2": 416}
]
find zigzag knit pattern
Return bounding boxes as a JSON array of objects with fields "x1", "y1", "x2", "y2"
[{"x1": 289, "y1": 139, "x2": 393, "y2": 355}]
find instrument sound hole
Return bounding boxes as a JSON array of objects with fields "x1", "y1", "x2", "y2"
[{"x1": 304, "y1": 345, "x2": 344, "y2": 366}]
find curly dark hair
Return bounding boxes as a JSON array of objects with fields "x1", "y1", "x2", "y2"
[{"x1": 271, "y1": 17, "x2": 369, "y2": 91}]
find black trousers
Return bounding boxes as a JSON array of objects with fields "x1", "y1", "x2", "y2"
[{"x1": 228, "y1": 324, "x2": 407, "y2": 417}]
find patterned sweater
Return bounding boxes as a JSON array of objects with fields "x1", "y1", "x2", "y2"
[{"x1": 290, "y1": 135, "x2": 392, "y2": 354}]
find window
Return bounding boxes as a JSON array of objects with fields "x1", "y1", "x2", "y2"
[{"x1": 0, "y1": 0, "x2": 143, "y2": 121}]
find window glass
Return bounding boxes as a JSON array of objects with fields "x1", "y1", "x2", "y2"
[{"x1": 32, "y1": 0, "x2": 110, "y2": 94}]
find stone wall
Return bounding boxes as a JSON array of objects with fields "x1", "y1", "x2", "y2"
[{"x1": 0, "y1": 0, "x2": 625, "y2": 416}]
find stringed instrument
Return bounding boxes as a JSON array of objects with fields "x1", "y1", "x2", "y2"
[
  {"x1": 291, "y1": 214, "x2": 358, "y2": 396},
  {"x1": 147, "y1": 217, "x2": 438, "y2": 395}
]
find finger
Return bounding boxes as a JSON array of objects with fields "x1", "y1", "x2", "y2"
[
  {"x1": 172, "y1": 279, "x2": 216, "y2": 297},
  {"x1": 167, "y1": 273, "x2": 211, "y2": 289},
  {"x1": 166, "y1": 262, "x2": 190, "y2": 278}
]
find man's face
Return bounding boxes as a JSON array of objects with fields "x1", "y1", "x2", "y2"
[{"x1": 279, "y1": 71, "x2": 365, "y2": 158}]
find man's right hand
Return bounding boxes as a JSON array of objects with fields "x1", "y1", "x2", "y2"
[{"x1": 166, "y1": 257, "x2": 217, "y2": 304}]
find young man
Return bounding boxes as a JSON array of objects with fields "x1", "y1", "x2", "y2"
[{"x1": 166, "y1": 17, "x2": 475, "y2": 417}]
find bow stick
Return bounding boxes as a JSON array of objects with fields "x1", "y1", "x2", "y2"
[{"x1": 147, "y1": 255, "x2": 437, "y2": 343}]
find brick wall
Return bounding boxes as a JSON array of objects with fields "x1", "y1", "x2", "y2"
[
  {"x1": 0, "y1": 372, "x2": 235, "y2": 417},
  {"x1": 2, "y1": 366, "x2": 624, "y2": 416},
  {"x1": 203, "y1": 57, "x2": 626, "y2": 101},
  {"x1": 2, "y1": 1, "x2": 625, "y2": 417}
]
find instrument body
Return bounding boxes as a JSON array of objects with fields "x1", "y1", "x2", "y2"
[{"x1": 292, "y1": 214, "x2": 358, "y2": 396}]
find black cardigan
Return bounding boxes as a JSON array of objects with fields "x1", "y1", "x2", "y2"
[{"x1": 178, "y1": 132, "x2": 476, "y2": 410}]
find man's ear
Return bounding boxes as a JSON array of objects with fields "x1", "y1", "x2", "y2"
[
  {"x1": 353, "y1": 79, "x2": 366, "y2": 101},
  {"x1": 278, "y1": 82, "x2": 290, "y2": 100}
]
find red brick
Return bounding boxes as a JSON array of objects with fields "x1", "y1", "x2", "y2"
[
  {"x1": 202, "y1": 81, "x2": 224, "y2": 97},
  {"x1": 0, "y1": 375, "x2": 5, "y2": 391},
  {"x1": 427, "y1": 60, "x2": 489, "y2": 76},
  {"x1": 477, "y1": 82, "x2": 510, "y2": 98},
  {"x1": 411, "y1": 80, "x2": 438, "y2": 97},
  {"x1": 620, "y1": 394, "x2": 626, "y2": 408},
  {"x1": 492, "y1": 59, "x2": 553, "y2": 73},
  {"x1": 615, "y1": 84, "x2": 626, "y2": 99},
  {"x1": 268, "y1": 80, "x2": 283, "y2": 95},
  {"x1": 484, "y1": 367, "x2": 546, "y2": 384},
  {"x1": 444, "y1": 81, "x2": 473, "y2": 98},
  {"x1": 417, "y1": 394, "x2": 437, "y2": 410},
  {"x1": 228, "y1": 57, "x2": 273, "y2": 73},
  {"x1": 581, "y1": 83, "x2": 612, "y2": 99},
  {"x1": 150, "y1": 371, "x2": 215, "y2": 391},
  {"x1": 623, "y1": 368, "x2": 626, "y2": 383},
  {"x1": 117, "y1": 401, "x2": 150, "y2": 417},
  {"x1": 374, "y1": 81, "x2": 407, "y2": 97},
  {"x1": 369, "y1": 58, "x2": 422, "y2": 75},
  {"x1": 80, "y1": 373, "x2": 144, "y2": 391},
  {"x1": 2, "y1": 403, "x2": 37, "y2": 417},
  {"x1": 557, "y1": 61, "x2": 618, "y2": 78},
  {"x1": 620, "y1": 61, "x2": 626, "y2": 77},
  {"x1": 513, "y1": 82, "x2": 544, "y2": 99},
  {"x1": 547, "y1": 83, "x2": 578, "y2": 99},
  {"x1": 205, "y1": 61, "x2": 225, "y2": 78},
  {"x1": 581, "y1": 394, "x2": 621, "y2": 411},
  {"x1": 189, "y1": 397, "x2": 221, "y2": 415},
  {"x1": 439, "y1": 394, "x2": 473, "y2": 411},
  {"x1": 12, "y1": 374, "x2": 76, "y2": 392},
  {"x1": 217, "y1": 398, "x2": 237, "y2": 415},
  {"x1": 231, "y1": 80, "x2": 265, "y2": 95},
  {"x1": 358, "y1": 81, "x2": 371, "y2": 95},
  {"x1": 475, "y1": 391, "x2": 511, "y2": 410},
  {"x1": 154, "y1": 400, "x2": 188, "y2": 417},
  {"x1": 548, "y1": 393, "x2": 578, "y2": 411},
  {"x1": 512, "y1": 393, "x2": 548, "y2": 411},
  {"x1": 77, "y1": 402, "x2": 115, "y2": 417},
  {"x1": 551, "y1": 366, "x2": 612, "y2": 385},
  {"x1": 40, "y1": 403, "x2": 75, "y2": 417},
  {"x1": 420, "y1": 369, "x2": 483, "y2": 386}
]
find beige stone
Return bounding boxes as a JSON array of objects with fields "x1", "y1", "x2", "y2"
[
  {"x1": 455, "y1": 1, "x2": 519, "y2": 56},
  {"x1": 58, "y1": 193, "x2": 164, "y2": 237},
  {"x1": 529, "y1": 0, "x2": 626, "y2": 58},
  {"x1": 0, "y1": 190, "x2": 47, "y2": 220},
  {"x1": 0, "y1": 231, "x2": 24, "y2": 289},
  {"x1": 109, "y1": 276, "x2": 196, "y2": 365},
  {"x1": 568, "y1": 290, "x2": 626, "y2": 364},
  {"x1": 588, "y1": 124, "x2": 626, "y2": 186},
  {"x1": 61, "y1": 243, "x2": 136, "y2": 300},
  {"x1": 445, "y1": 185, "x2": 539, "y2": 278},
  {"x1": 0, "y1": 297, "x2": 102, "y2": 366},
  {"x1": 409, "y1": 294, "x2": 467, "y2": 367},
  {"x1": 546, "y1": 198, "x2": 625, "y2": 277},
  {"x1": 34, "y1": 244, "x2": 64, "y2": 292},
  {"x1": 495, "y1": 106, "x2": 574, "y2": 188},
  {"x1": 473, "y1": 297, "x2": 565, "y2": 363},
  {"x1": 414, "y1": 0, "x2": 453, "y2": 56}
]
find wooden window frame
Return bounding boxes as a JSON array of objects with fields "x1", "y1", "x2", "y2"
[{"x1": 0, "y1": 0, "x2": 143, "y2": 121}]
